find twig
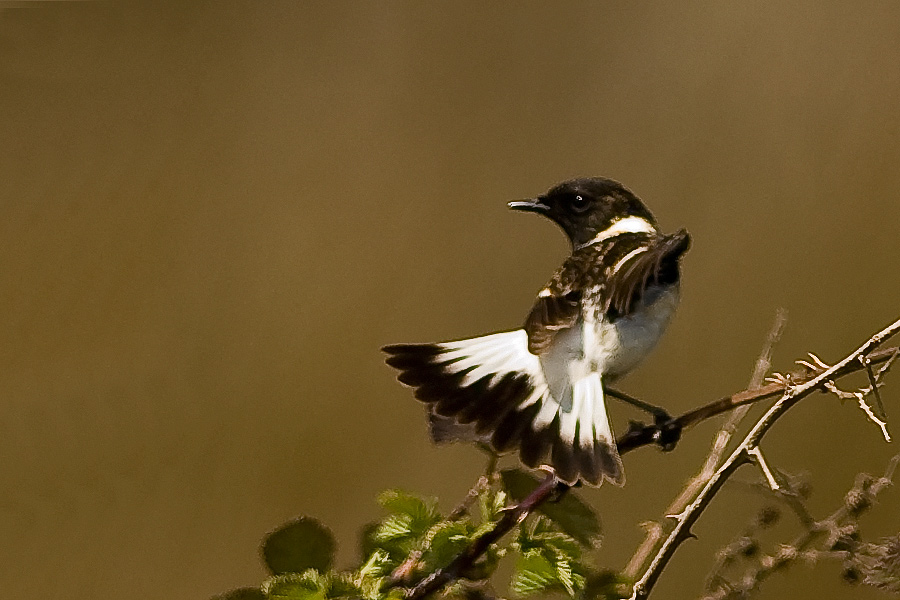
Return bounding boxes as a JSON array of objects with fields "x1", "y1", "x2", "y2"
[
  {"x1": 702, "y1": 454, "x2": 900, "y2": 599},
  {"x1": 625, "y1": 310, "x2": 787, "y2": 579},
  {"x1": 448, "y1": 455, "x2": 499, "y2": 521},
  {"x1": 747, "y1": 447, "x2": 781, "y2": 492},
  {"x1": 628, "y1": 317, "x2": 900, "y2": 600},
  {"x1": 862, "y1": 355, "x2": 889, "y2": 420},
  {"x1": 743, "y1": 472, "x2": 817, "y2": 529},
  {"x1": 407, "y1": 473, "x2": 560, "y2": 600},
  {"x1": 820, "y1": 349, "x2": 898, "y2": 442}
]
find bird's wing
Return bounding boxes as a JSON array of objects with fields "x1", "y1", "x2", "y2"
[
  {"x1": 523, "y1": 251, "x2": 592, "y2": 355},
  {"x1": 524, "y1": 230, "x2": 691, "y2": 354},
  {"x1": 603, "y1": 229, "x2": 691, "y2": 318}
]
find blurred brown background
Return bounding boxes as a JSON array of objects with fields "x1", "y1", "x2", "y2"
[{"x1": 2, "y1": 2, "x2": 900, "y2": 599}]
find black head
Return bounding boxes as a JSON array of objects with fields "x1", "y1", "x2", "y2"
[{"x1": 509, "y1": 177, "x2": 658, "y2": 248}]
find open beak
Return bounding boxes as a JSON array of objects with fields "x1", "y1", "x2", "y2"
[{"x1": 507, "y1": 197, "x2": 550, "y2": 213}]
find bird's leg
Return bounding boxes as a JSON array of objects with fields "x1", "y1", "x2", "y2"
[
  {"x1": 604, "y1": 386, "x2": 670, "y2": 419},
  {"x1": 604, "y1": 386, "x2": 681, "y2": 451}
]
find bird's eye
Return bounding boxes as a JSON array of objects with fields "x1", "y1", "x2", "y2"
[{"x1": 570, "y1": 195, "x2": 591, "y2": 213}]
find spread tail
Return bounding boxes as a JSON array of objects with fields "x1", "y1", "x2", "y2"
[{"x1": 383, "y1": 330, "x2": 624, "y2": 486}]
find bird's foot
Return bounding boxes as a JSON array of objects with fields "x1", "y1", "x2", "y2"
[{"x1": 651, "y1": 412, "x2": 681, "y2": 451}]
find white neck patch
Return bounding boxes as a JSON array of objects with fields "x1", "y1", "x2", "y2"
[{"x1": 576, "y1": 215, "x2": 656, "y2": 249}]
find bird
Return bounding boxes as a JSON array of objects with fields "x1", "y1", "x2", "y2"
[{"x1": 383, "y1": 177, "x2": 690, "y2": 486}]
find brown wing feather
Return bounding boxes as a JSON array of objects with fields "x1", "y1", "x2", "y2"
[
  {"x1": 605, "y1": 229, "x2": 690, "y2": 318},
  {"x1": 523, "y1": 251, "x2": 595, "y2": 355},
  {"x1": 524, "y1": 229, "x2": 690, "y2": 353},
  {"x1": 524, "y1": 290, "x2": 581, "y2": 354}
]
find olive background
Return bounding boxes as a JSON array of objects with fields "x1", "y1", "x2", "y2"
[{"x1": 2, "y1": 3, "x2": 900, "y2": 599}]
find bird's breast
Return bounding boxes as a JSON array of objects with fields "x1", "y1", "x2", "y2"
[{"x1": 583, "y1": 283, "x2": 680, "y2": 380}]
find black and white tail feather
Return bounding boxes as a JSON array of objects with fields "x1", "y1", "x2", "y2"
[{"x1": 383, "y1": 330, "x2": 622, "y2": 486}]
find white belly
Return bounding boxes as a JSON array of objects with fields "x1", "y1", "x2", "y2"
[
  {"x1": 538, "y1": 283, "x2": 680, "y2": 402},
  {"x1": 587, "y1": 284, "x2": 680, "y2": 379}
]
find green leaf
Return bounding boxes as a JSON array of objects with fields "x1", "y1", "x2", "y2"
[
  {"x1": 512, "y1": 518, "x2": 590, "y2": 598},
  {"x1": 555, "y1": 556, "x2": 576, "y2": 596},
  {"x1": 356, "y1": 550, "x2": 393, "y2": 599},
  {"x1": 210, "y1": 587, "x2": 266, "y2": 600},
  {"x1": 370, "y1": 490, "x2": 443, "y2": 561},
  {"x1": 478, "y1": 488, "x2": 507, "y2": 524},
  {"x1": 263, "y1": 572, "x2": 326, "y2": 600},
  {"x1": 501, "y1": 469, "x2": 602, "y2": 547},
  {"x1": 370, "y1": 518, "x2": 415, "y2": 561},
  {"x1": 262, "y1": 517, "x2": 336, "y2": 575},
  {"x1": 325, "y1": 571, "x2": 362, "y2": 598},
  {"x1": 422, "y1": 520, "x2": 473, "y2": 570},
  {"x1": 377, "y1": 489, "x2": 431, "y2": 516},
  {"x1": 377, "y1": 490, "x2": 440, "y2": 535},
  {"x1": 358, "y1": 521, "x2": 381, "y2": 560},
  {"x1": 357, "y1": 549, "x2": 392, "y2": 581},
  {"x1": 374, "y1": 514, "x2": 414, "y2": 542},
  {"x1": 521, "y1": 518, "x2": 581, "y2": 560},
  {"x1": 511, "y1": 551, "x2": 557, "y2": 596}
]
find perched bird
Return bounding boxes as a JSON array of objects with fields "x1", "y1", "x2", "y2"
[{"x1": 383, "y1": 177, "x2": 690, "y2": 486}]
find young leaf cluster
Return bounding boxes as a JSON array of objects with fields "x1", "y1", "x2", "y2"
[{"x1": 213, "y1": 469, "x2": 623, "y2": 600}]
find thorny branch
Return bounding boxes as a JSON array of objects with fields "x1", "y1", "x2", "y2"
[
  {"x1": 402, "y1": 317, "x2": 900, "y2": 600},
  {"x1": 814, "y1": 349, "x2": 898, "y2": 442},
  {"x1": 616, "y1": 346, "x2": 898, "y2": 454},
  {"x1": 625, "y1": 309, "x2": 788, "y2": 580},
  {"x1": 627, "y1": 316, "x2": 900, "y2": 600}
]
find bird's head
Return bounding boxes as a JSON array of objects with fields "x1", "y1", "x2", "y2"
[{"x1": 509, "y1": 177, "x2": 658, "y2": 248}]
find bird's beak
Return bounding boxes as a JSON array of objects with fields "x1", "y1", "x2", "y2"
[{"x1": 507, "y1": 197, "x2": 550, "y2": 213}]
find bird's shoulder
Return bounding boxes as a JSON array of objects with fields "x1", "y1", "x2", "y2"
[
  {"x1": 523, "y1": 239, "x2": 622, "y2": 355},
  {"x1": 538, "y1": 233, "x2": 654, "y2": 299},
  {"x1": 524, "y1": 232, "x2": 687, "y2": 355}
]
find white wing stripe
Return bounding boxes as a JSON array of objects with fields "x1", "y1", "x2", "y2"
[
  {"x1": 439, "y1": 330, "x2": 544, "y2": 387},
  {"x1": 611, "y1": 246, "x2": 650, "y2": 274},
  {"x1": 578, "y1": 375, "x2": 597, "y2": 447},
  {"x1": 533, "y1": 394, "x2": 561, "y2": 429},
  {"x1": 428, "y1": 329, "x2": 614, "y2": 461},
  {"x1": 560, "y1": 390, "x2": 581, "y2": 443}
]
